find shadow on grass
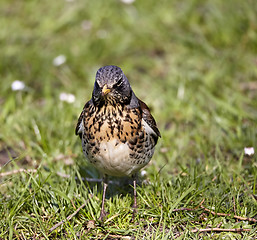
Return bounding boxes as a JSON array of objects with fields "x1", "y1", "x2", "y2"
[{"x1": 77, "y1": 163, "x2": 142, "y2": 201}]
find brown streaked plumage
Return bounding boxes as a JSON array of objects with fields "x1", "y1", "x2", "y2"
[{"x1": 76, "y1": 65, "x2": 160, "y2": 221}]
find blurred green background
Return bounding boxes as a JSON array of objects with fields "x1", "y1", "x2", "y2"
[{"x1": 0, "y1": 0, "x2": 257, "y2": 238}]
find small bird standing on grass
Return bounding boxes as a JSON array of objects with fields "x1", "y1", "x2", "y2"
[{"x1": 76, "y1": 65, "x2": 160, "y2": 221}]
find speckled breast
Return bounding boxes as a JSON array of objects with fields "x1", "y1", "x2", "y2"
[{"x1": 81, "y1": 104, "x2": 156, "y2": 176}]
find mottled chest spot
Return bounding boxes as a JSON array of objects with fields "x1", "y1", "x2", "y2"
[{"x1": 84, "y1": 104, "x2": 142, "y2": 143}]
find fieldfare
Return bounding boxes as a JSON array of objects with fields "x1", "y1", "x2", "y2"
[{"x1": 76, "y1": 65, "x2": 161, "y2": 221}]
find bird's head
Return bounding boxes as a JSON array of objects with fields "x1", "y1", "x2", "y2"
[{"x1": 92, "y1": 65, "x2": 132, "y2": 106}]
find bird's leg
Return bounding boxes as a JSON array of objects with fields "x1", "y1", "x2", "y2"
[
  {"x1": 99, "y1": 175, "x2": 108, "y2": 221},
  {"x1": 132, "y1": 174, "x2": 137, "y2": 220}
]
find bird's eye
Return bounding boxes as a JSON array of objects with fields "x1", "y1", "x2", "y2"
[{"x1": 114, "y1": 78, "x2": 123, "y2": 87}]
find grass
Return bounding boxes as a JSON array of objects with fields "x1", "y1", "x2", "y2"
[{"x1": 0, "y1": 0, "x2": 257, "y2": 238}]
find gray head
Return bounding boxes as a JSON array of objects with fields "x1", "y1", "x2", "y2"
[{"x1": 92, "y1": 65, "x2": 132, "y2": 105}]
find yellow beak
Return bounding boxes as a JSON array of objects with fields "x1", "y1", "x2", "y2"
[{"x1": 102, "y1": 84, "x2": 111, "y2": 95}]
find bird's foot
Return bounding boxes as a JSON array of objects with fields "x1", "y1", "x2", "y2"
[
  {"x1": 99, "y1": 209, "x2": 108, "y2": 222},
  {"x1": 98, "y1": 209, "x2": 109, "y2": 222}
]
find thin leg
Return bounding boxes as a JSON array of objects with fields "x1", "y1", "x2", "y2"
[
  {"x1": 132, "y1": 178, "x2": 137, "y2": 209},
  {"x1": 99, "y1": 175, "x2": 108, "y2": 221},
  {"x1": 132, "y1": 174, "x2": 137, "y2": 220}
]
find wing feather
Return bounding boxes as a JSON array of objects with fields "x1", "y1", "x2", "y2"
[
  {"x1": 139, "y1": 99, "x2": 161, "y2": 138},
  {"x1": 75, "y1": 100, "x2": 93, "y2": 139}
]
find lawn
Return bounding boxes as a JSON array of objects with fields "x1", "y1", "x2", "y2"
[{"x1": 0, "y1": 0, "x2": 257, "y2": 239}]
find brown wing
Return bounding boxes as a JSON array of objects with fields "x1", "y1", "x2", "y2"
[
  {"x1": 75, "y1": 111, "x2": 84, "y2": 139},
  {"x1": 139, "y1": 99, "x2": 161, "y2": 138},
  {"x1": 75, "y1": 99, "x2": 93, "y2": 139}
]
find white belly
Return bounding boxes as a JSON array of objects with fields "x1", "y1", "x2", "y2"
[{"x1": 83, "y1": 139, "x2": 148, "y2": 177}]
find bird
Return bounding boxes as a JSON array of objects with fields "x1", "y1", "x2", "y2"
[{"x1": 75, "y1": 65, "x2": 161, "y2": 221}]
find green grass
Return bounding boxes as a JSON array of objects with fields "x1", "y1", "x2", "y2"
[{"x1": 1, "y1": 0, "x2": 257, "y2": 239}]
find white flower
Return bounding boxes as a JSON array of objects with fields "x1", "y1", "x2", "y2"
[
  {"x1": 177, "y1": 84, "x2": 185, "y2": 100},
  {"x1": 96, "y1": 30, "x2": 108, "y2": 39},
  {"x1": 81, "y1": 20, "x2": 92, "y2": 31},
  {"x1": 120, "y1": 0, "x2": 135, "y2": 4},
  {"x1": 53, "y1": 55, "x2": 66, "y2": 66},
  {"x1": 244, "y1": 147, "x2": 254, "y2": 156},
  {"x1": 59, "y1": 93, "x2": 75, "y2": 103},
  {"x1": 140, "y1": 170, "x2": 147, "y2": 177},
  {"x1": 11, "y1": 80, "x2": 25, "y2": 91}
]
